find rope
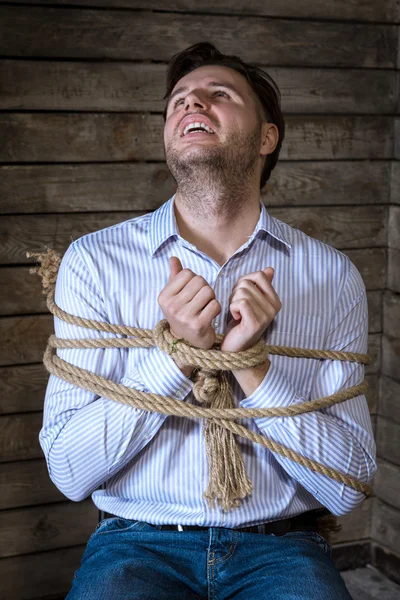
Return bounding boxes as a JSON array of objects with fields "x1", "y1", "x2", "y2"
[{"x1": 27, "y1": 248, "x2": 374, "y2": 511}]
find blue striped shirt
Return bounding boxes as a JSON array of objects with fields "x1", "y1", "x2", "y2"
[{"x1": 39, "y1": 193, "x2": 376, "y2": 525}]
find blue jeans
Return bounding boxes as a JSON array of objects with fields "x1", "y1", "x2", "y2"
[{"x1": 65, "y1": 517, "x2": 352, "y2": 599}]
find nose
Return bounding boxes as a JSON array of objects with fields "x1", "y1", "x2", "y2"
[{"x1": 184, "y1": 90, "x2": 208, "y2": 110}]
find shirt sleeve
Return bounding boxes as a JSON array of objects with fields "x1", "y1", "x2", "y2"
[
  {"x1": 39, "y1": 241, "x2": 193, "y2": 502},
  {"x1": 239, "y1": 257, "x2": 377, "y2": 516}
]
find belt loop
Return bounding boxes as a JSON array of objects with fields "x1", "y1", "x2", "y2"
[{"x1": 257, "y1": 524, "x2": 264, "y2": 534}]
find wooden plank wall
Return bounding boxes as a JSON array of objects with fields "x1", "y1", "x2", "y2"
[{"x1": 0, "y1": 1, "x2": 398, "y2": 598}]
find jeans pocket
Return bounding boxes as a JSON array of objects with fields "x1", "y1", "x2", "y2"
[
  {"x1": 283, "y1": 530, "x2": 331, "y2": 556},
  {"x1": 91, "y1": 517, "x2": 146, "y2": 539}
]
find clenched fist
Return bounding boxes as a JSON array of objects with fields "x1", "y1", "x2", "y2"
[{"x1": 157, "y1": 256, "x2": 222, "y2": 350}]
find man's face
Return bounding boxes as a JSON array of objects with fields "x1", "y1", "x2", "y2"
[{"x1": 163, "y1": 65, "x2": 271, "y2": 186}]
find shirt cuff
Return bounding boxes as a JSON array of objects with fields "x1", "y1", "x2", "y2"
[
  {"x1": 239, "y1": 362, "x2": 304, "y2": 429},
  {"x1": 121, "y1": 346, "x2": 194, "y2": 401}
]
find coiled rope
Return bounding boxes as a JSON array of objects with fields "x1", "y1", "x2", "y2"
[{"x1": 28, "y1": 248, "x2": 373, "y2": 513}]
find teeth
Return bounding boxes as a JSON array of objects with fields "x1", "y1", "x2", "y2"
[{"x1": 183, "y1": 122, "x2": 215, "y2": 136}]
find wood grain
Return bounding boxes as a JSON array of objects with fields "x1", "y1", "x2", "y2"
[
  {"x1": 0, "y1": 413, "x2": 43, "y2": 463},
  {"x1": 0, "y1": 161, "x2": 390, "y2": 215},
  {"x1": 376, "y1": 415, "x2": 400, "y2": 467},
  {"x1": 2, "y1": 0, "x2": 399, "y2": 23},
  {"x1": 0, "y1": 314, "x2": 53, "y2": 366},
  {"x1": 379, "y1": 375, "x2": 400, "y2": 425},
  {"x1": 388, "y1": 248, "x2": 400, "y2": 293},
  {"x1": 372, "y1": 498, "x2": 400, "y2": 556},
  {"x1": 346, "y1": 248, "x2": 386, "y2": 291},
  {"x1": 0, "y1": 6, "x2": 396, "y2": 67},
  {"x1": 0, "y1": 364, "x2": 49, "y2": 415},
  {"x1": 373, "y1": 458, "x2": 400, "y2": 511},
  {"x1": 0, "y1": 114, "x2": 393, "y2": 163},
  {"x1": 0, "y1": 459, "x2": 65, "y2": 509},
  {"x1": 0, "y1": 499, "x2": 98, "y2": 558},
  {"x1": 0, "y1": 60, "x2": 395, "y2": 114},
  {"x1": 382, "y1": 334, "x2": 400, "y2": 380},
  {"x1": 384, "y1": 291, "x2": 400, "y2": 338},
  {"x1": 0, "y1": 544, "x2": 86, "y2": 600}
]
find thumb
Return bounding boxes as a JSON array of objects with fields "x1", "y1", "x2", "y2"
[
  {"x1": 263, "y1": 267, "x2": 274, "y2": 282},
  {"x1": 169, "y1": 256, "x2": 183, "y2": 279}
]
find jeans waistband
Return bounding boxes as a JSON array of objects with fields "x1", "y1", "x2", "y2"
[{"x1": 101, "y1": 509, "x2": 330, "y2": 536}]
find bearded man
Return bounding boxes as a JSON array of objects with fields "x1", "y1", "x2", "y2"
[{"x1": 40, "y1": 42, "x2": 376, "y2": 600}]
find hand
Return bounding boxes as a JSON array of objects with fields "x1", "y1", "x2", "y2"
[
  {"x1": 157, "y1": 256, "x2": 222, "y2": 350},
  {"x1": 220, "y1": 267, "x2": 282, "y2": 353}
]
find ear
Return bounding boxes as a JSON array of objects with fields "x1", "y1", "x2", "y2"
[{"x1": 260, "y1": 123, "x2": 279, "y2": 157}]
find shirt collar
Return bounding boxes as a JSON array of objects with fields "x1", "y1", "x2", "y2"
[{"x1": 148, "y1": 193, "x2": 291, "y2": 257}]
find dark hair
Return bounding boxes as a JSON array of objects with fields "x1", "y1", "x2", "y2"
[{"x1": 162, "y1": 42, "x2": 285, "y2": 189}]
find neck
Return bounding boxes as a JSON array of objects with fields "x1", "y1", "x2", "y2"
[{"x1": 173, "y1": 186, "x2": 262, "y2": 266}]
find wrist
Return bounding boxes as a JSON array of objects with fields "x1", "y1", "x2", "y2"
[{"x1": 171, "y1": 356, "x2": 195, "y2": 378}]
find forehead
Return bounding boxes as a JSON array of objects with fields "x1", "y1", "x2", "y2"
[{"x1": 170, "y1": 65, "x2": 254, "y2": 99}]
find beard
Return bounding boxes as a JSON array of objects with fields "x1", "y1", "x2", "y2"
[{"x1": 163, "y1": 122, "x2": 263, "y2": 220}]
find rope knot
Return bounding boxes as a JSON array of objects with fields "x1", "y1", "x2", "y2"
[{"x1": 28, "y1": 247, "x2": 374, "y2": 515}]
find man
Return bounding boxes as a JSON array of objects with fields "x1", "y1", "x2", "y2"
[{"x1": 40, "y1": 42, "x2": 376, "y2": 599}]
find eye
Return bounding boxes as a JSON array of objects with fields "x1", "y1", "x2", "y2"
[{"x1": 173, "y1": 90, "x2": 230, "y2": 108}]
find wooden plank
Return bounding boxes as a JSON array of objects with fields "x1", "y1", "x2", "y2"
[
  {"x1": 0, "y1": 266, "x2": 48, "y2": 315},
  {"x1": 0, "y1": 413, "x2": 43, "y2": 463},
  {"x1": 379, "y1": 375, "x2": 400, "y2": 425},
  {"x1": 2, "y1": 0, "x2": 399, "y2": 24},
  {"x1": 388, "y1": 248, "x2": 400, "y2": 293},
  {"x1": 382, "y1": 334, "x2": 400, "y2": 381},
  {"x1": 0, "y1": 459, "x2": 65, "y2": 510},
  {"x1": 331, "y1": 497, "x2": 372, "y2": 544},
  {"x1": 0, "y1": 6, "x2": 396, "y2": 67},
  {"x1": 389, "y1": 205, "x2": 400, "y2": 250},
  {"x1": 376, "y1": 416, "x2": 400, "y2": 466},
  {"x1": 0, "y1": 363, "x2": 49, "y2": 415},
  {"x1": 373, "y1": 458, "x2": 400, "y2": 512},
  {"x1": 0, "y1": 212, "x2": 144, "y2": 266},
  {"x1": 0, "y1": 314, "x2": 53, "y2": 366},
  {"x1": 383, "y1": 291, "x2": 400, "y2": 338},
  {"x1": 365, "y1": 333, "x2": 380, "y2": 375},
  {"x1": 367, "y1": 291, "x2": 382, "y2": 334},
  {"x1": 270, "y1": 206, "x2": 386, "y2": 250},
  {"x1": 0, "y1": 499, "x2": 98, "y2": 558},
  {"x1": 0, "y1": 59, "x2": 396, "y2": 114},
  {"x1": 345, "y1": 248, "x2": 386, "y2": 291},
  {"x1": 0, "y1": 206, "x2": 387, "y2": 266},
  {"x1": 0, "y1": 544, "x2": 86, "y2": 600},
  {"x1": 372, "y1": 499, "x2": 400, "y2": 556},
  {"x1": 0, "y1": 363, "x2": 45, "y2": 413},
  {"x1": 0, "y1": 114, "x2": 393, "y2": 163},
  {"x1": 365, "y1": 374, "x2": 377, "y2": 415},
  {"x1": 390, "y1": 159, "x2": 400, "y2": 204},
  {"x1": 0, "y1": 161, "x2": 390, "y2": 215}
]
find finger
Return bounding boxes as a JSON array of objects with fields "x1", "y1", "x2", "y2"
[
  {"x1": 169, "y1": 256, "x2": 183, "y2": 279},
  {"x1": 230, "y1": 296, "x2": 276, "y2": 325},
  {"x1": 236, "y1": 272, "x2": 281, "y2": 310}
]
